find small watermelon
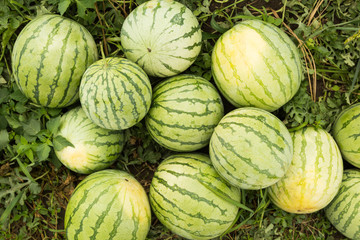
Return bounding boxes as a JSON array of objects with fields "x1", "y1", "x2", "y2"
[
  {"x1": 65, "y1": 169, "x2": 151, "y2": 240},
  {"x1": 12, "y1": 14, "x2": 98, "y2": 108},
  {"x1": 145, "y1": 74, "x2": 224, "y2": 152},
  {"x1": 211, "y1": 19, "x2": 302, "y2": 111},
  {"x1": 332, "y1": 103, "x2": 360, "y2": 168},
  {"x1": 54, "y1": 107, "x2": 125, "y2": 174},
  {"x1": 269, "y1": 127, "x2": 343, "y2": 214},
  {"x1": 79, "y1": 57, "x2": 152, "y2": 130},
  {"x1": 209, "y1": 107, "x2": 293, "y2": 190},
  {"x1": 325, "y1": 169, "x2": 360, "y2": 239},
  {"x1": 120, "y1": 0, "x2": 202, "y2": 77},
  {"x1": 149, "y1": 153, "x2": 240, "y2": 239}
]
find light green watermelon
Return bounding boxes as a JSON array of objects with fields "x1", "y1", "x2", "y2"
[
  {"x1": 65, "y1": 169, "x2": 151, "y2": 240},
  {"x1": 79, "y1": 57, "x2": 152, "y2": 130},
  {"x1": 149, "y1": 153, "x2": 240, "y2": 239},
  {"x1": 268, "y1": 127, "x2": 343, "y2": 214},
  {"x1": 54, "y1": 107, "x2": 125, "y2": 174},
  {"x1": 211, "y1": 20, "x2": 302, "y2": 111},
  {"x1": 145, "y1": 74, "x2": 224, "y2": 152},
  {"x1": 120, "y1": 0, "x2": 202, "y2": 77},
  {"x1": 12, "y1": 14, "x2": 98, "y2": 108},
  {"x1": 209, "y1": 107, "x2": 293, "y2": 190},
  {"x1": 325, "y1": 169, "x2": 360, "y2": 239},
  {"x1": 332, "y1": 103, "x2": 360, "y2": 168}
]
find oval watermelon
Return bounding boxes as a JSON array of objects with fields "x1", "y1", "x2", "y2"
[
  {"x1": 79, "y1": 57, "x2": 152, "y2": 130},
  {"x1": 332, "y1": 103, "x2": 360, "y2": 168},
  {"x1": 149, "y1": 153, "x2": 240, "y2": 239},
  {"x1": 54, "y1": 107, "x2": 125, "y2": 174},
  {"x1": 325, "y1": 169, "x2": 360, "y2": 239},
  {"x1": 12, "y1": 14, "x2": 98, "y2": 108},
  {"x1": 209, "y1": 107, "x2": 293, "y2": 190},
  {"x1": 145, "y1": 74, "x2": 224, "y2": 152},
  {"x1": 65, "y1": 169, "x2": 151, "y2": 240},
  {"x1": 268, "y1": 127, "x2": 343, "y2": 214},
  {"x1": 120, "y1": 0, "x2": 202, "y2": 77},
  {"x1": 211, "y1": 20, "x2": 302, "y2": 112}
]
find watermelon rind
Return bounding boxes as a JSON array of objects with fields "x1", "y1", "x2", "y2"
[
  {"x1": 54, "y1": 106, "x2": 125, "y2": 174},
  {"x1": 268, "y1": 127, "x2": 343, "y2": 214},
  {"x1": 12, "y1": 14, "x2": 98, "y2": 108},
  {"x1": 209, "y1": 107, "x2": 293, "y2": 190},
  {"x1": 211, "y1": 19, "x2": 302, "y2": 112},
  {"x1": 149, "y1": 153, "x2": 240, "y2": 240},
  {"x1": 65, "y1": 169, "x2": 151, "y2": 240},
  {"x1": 120, "y1": 0, "x2": 202, "y2": 77}
]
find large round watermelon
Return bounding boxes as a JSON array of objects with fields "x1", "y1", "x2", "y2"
[
  {"x1": 145, "y1": 74, "x2": 224, "y2": 152},
  {"x1": 209, "y1": 107, "x2": 293, "y2": 190},
  {"x1": 268, "y1": 127, "x2": 343, "y2": 214},
  {"x1": 211, "y1": 20, "x2": 302, "y2": 112},
  {"x1": 54, "y1": 107, "x2": 125, "y2": 174},
  {"x1": 325, "y1": 169, "x2": 360, "y2": 239},
  {"x1": 12, "y1": 14, "x2": 98, "y2": 108},
  {"x1": 79, "y1": 57, "x2": 152, "y2": 130},
  {"x1": 120, "y1": 0, "x2": 202, "y2": 77},
  {"x1": 332, "y1": 103, "x2": 360, "y2": 168},
  {"x1": 149, "y1": 153, "x2": 240, "y2": 239},
  {"x1": 65, "y1": 169, "x2": 151, "y2": 240}
]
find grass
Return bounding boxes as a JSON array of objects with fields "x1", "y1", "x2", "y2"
[{"x1": 0, "y1": 0, "x2": 359, "y2": 239}]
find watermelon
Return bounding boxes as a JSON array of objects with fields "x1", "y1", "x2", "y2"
[
  {"x1": 211, "y1": 19, "x2": 302, "y2": 112},
  {"x1": 332, "y1": 103, "x2": 360, "y2": 168},
  {"x1": 12, "y1": 14, "x2": 98, "y2": 108},
  {"x1": 54, "y1": 107, "x2": 125, "y2": 174},
  {"x1": 149, "y1": 153, "x2": 240, "y2": 239},
  {"x1": 325, "y1": 169, "x2": 360, "y2": 239},
  {"x1": 268, "y1": 127, "x2": 343, "y2": 214},
  {"x1": 79, "y1": 57, "x2": 152, "y2": 130},
  {"x1": 145, "y1": 74, "x2": 224, "y2": 152},
  {"x1": 65, "y1": 169, "x2": 151, "y2": 240},
  {"x1": 209, "y1": 107, "x2": 293, "y2": 190},
  {"x1": 120, "y1": 0, "x2": 202, "y2": 77}
]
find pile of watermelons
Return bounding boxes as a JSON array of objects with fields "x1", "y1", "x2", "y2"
[{"x1": 10, "y1": 0, "x2": 360, "y2": 239}]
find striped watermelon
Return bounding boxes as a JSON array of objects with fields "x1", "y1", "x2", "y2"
[
  {"x1": 149, "y1": 153, "x2": 240, "y2": 239},
  {"x1": 211, "y1": 20, "x2": 302, "y2": 112},
  {"x1": 120, "y1": 0, "x2": 202, "y2": 77},
  {"x1": 325, "y1": 169, "x2": 360, "y2": 239},
  {"x1": 332, "y1": 103, "x2": 360, "y2": 168},
  {"x1": 54, "y1": 107, "x2": 125, "y2": 174},
  {"x1": 268, "y1": 127, "x2": 343, "y2": 214},
  {"x1": 79, "y1": 57, "x2": 152, "y2": 130},
  {"x1": 65, "y1": 169, "x2": 151, "y2": 240},
  {"x1": 11, "y1": 14, "x2": 98, "y2": 108},
  {"x1": 145, "y1": 74, "x2": 224, "y2": 152},
  {"x1": 209, "y1": 107, "x2": 293, "y2": 190}
]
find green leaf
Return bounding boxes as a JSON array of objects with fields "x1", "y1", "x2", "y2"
[
  {"x1": 0, "y1": 88, "x2": 9, "y2": 103},
  {"x1": 22, "y1": 118, "x2": 41, "y2": 136},
  {"x1": 53, "y1": 135, "x2": 74, "y2": 151},
  {"x1": 210, "y1": 14, "x2": 230, "y2": 33},
  {"x1": 46, "y1": 116, "x2": 61, "y2": 134},
  {"x1": 35, "y1": 143, "x2": 51, "y2": 161},
  {"x1": 0, "y1": 189, "x2": 25, "y2": 226},
  {"x1": 75, "y1": 0, "x2": 97, "y2": 18},
  {"x1": 58, "y1": 0, "x2": 71, "y2": 15},
  {"x1": 5, "y1": 115, "x2": 22, "y2": 129},
  {"x1": 0, "y1": 129, "x2": 9, "y2": 150}
]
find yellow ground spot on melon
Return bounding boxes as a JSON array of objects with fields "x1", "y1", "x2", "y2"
[{"x1": 57, "y1": 143, "x2": 88, "y2": 170}]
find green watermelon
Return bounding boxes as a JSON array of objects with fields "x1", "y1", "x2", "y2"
[
  {"x1": 325, "y1": 169, "x2": 360, "y2": 239},
  {"x1": 332, "y1": 103, "x2": 360, "y2": 168},
  {"x1": 54, "y1": 107, "x2": 125, "y2": 174},
  {"x1": 120, "y1": 0, "x2": 202, "y2": 77},
  {"x1": 211, "y1": 20, "x2": 302, "y2": 111},
  {"x1": 12, "y1": 14, "x2": 98, "y2": 108},
  {"x1": 79, "y1": 57, "x2": 152, "y2": 130},
  {"x1": 65, "y1": 169, "x2": 151, "y2": 240},
  {"x1": 149, "y1": 153, "x2": 240, "y2": 239},
  {"x1": 209, "y1": 107, "x2": 293, "y2": 190},
  {"x1": 268, "y1": 127, "x2": 343, "y2": 214},
  {"x1": 145, "y1": 74, "x2": 224, "y2": 152}
]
